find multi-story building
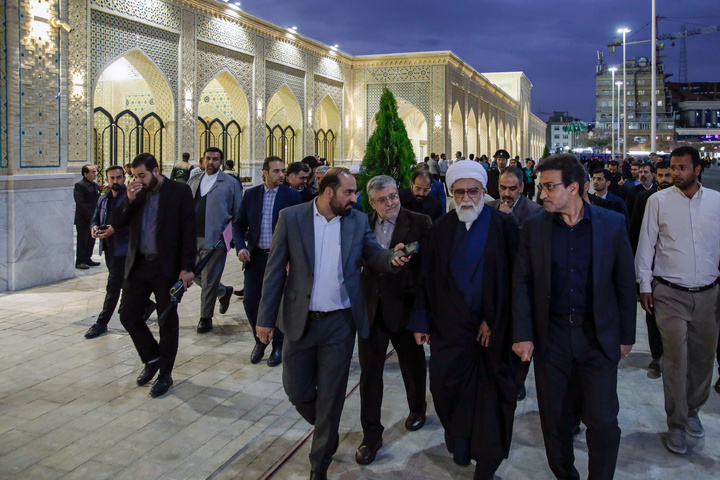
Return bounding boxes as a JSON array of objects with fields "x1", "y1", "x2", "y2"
[
  {"x1": 595, "y1": 56, "x2": 674, "y2": 152},
  {"x1": 667, "y1": 82, "x2": 720, "y2": 159},
  {"x1": 546, "y1": 111, "x2": 582, "y2": 152}
]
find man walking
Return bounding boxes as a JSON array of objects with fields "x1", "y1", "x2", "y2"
[
  {"x1": 355, "y1": 175, "x2": 431, "y2": 465},
  {"x1": 399, "y1": 170, "x2": 444, "y2": 220},
  {"x1": 487, "y1": 149, "x2": 510, "y2": 199},
  {"x1": 236, "y1": 156, "x2": 301, "y2": 366},
  {"x1": 84, "y1": 166, "x2": 154, "y2": 339},
  {"x1": 513, "y1": 154, "x2": 636, "y2": 480},
  {"x1": 74, "y1": 164, "x2": 100, "y2": 269},
  {"x1": 113, "y1": 153, "x2": 196, "y2": 398},
  {"x1": 187, "y1": 147, "x2": 243, "y2": 334},
  {"x1": 256, "y1": 168, "x2": 410, "y2": 480},
  {"x1": 636, "y1": 146, "x2": 720, "y2": 455}
]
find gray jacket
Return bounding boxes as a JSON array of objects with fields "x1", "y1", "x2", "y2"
[
  {"x1": 187, "y1": 169, "x2": 244, "y2": 250},
  {"x1": 489, "y1": 193, "x2": 543, "y2": 224}
]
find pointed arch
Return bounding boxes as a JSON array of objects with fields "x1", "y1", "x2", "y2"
[
  {"x1": 451, "y1": 102, "x2": 464, "y2": 158},
  {"x1": 266, "y1": 85, "x2": 303, "y2": 162},
  {"x1": 368, "y1": 97, "x2": 427, "y2": 161},
  {"x1": 467, "y1": 109, "x2": 478, "y2": 158}
]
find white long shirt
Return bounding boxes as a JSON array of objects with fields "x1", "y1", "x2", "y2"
[
  {"x1": 308, "y1": 200, "x2": 351, "y2": 312},
  {"x1": 199, "y1": 170, "x2": 219, "y2": 196},
  {"x1": 635, "y1": 184, "x2": 720, "y2": 292}
]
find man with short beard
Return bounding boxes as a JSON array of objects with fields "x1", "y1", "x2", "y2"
[
  {"x1": 489, "y1": 166, "x2": 542, "y2": 226},
  {"x1": 399, "y1": 170, "x2": 444, "y2": 220},
  {"x1": 84, "y1": 165, "x2": 155, "y2": 339},
  {"x1": 256, "y1": 168, "x2": 412, "y2": 480},
  {"x1": 625, "y1": 162, "x2": 656, "y2": 216},
  {"x1": 411, "y1": 160, "x2": 519, "y2": 480}
]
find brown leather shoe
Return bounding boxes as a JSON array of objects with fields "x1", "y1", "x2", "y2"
[{"x1": 355, "y1": 438, "x2": 382, "y2": 465}]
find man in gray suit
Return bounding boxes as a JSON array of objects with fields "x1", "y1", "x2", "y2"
[
  {"x1": 256, "y1": 168, "x2": 412, "y2": 480},
  {"x1": 187, "y1": 147, "x2": 244, "y2": 334},
  {"x1": 489, "y1": 166, "x2": 543, "y2": 225}
]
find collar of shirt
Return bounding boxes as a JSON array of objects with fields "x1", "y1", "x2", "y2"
[
  {"x1": 263, "y1": 184, "x2": 279, "y2": 194},
  {"x1": 199, "y1": 171, "x2": 219, "y2": 196},
  {"x1": 553, "y1": 201, "x2": 591, "y2": 228},
  {"x1": 671, "y1": 182, "x2": 703, "y2": 200},
  {"x1": 377, "y1": 211, "x2": 399, "y2": 226},
  {"x1": 312, "y1": 198, "x2": 341, "y2": 225},
  {"x1": 599, "y1": 191, "x2": 608, "y2": 200}
]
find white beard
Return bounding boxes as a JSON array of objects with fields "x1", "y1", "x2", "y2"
[{"x1": 455, "y1": 199, "x2": 484, "y2": 224}]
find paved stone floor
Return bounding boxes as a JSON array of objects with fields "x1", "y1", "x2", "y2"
[{"x1": 3, "y1": 171, "x2": 720, "y2": 479}]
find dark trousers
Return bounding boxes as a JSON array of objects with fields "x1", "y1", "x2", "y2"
[
  {"x1": 646, "y1": 311, "x2": 664, "y2": 360},
  {"x1": 282, "y1": 309, "x2": 355, "y2": 474},
  {"x1": 243, "y1": 250, "x2": 283, "y2": 349},
  {"x1": 357, "y1": 309, "x2": 427, "y2": 443},
  {"x1": 119, "y1": 258, "x2": 178, "y2": 376},
  {"x1": 75, "y1": 222, "x2": 95, "y2": 264},
  {"x1": 516, "y1": 359, "x2": 531, "y2": 387},
  {"x1": 97, "y1": 255, "x2": 126, "y2": 325},
  {"x1": 534, "y1": 317, "x2": 620, "y2": 480},
  {"x1": 440, "y1": 175, "x2": 449, "y2": 195}
]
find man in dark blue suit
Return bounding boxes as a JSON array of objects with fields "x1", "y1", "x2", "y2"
[
  {"x1": 513, "y1": 155, "x2": 636, "y2": 480},
  {"x1": 589, "y1": 168, "x2": 629, "y2": 227},
  {"x1": 236, "y1": 156, "x2": 301, "y2": 366}
]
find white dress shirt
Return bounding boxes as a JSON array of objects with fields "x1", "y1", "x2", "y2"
[
  {"x1": 309, "y1": 200, "x2": 351, "y2": 312},
  {"x1": 635, "y1": 184, "x2": 720, "y2": 292},
  {"x1": 199, "y1": 171, "x2": 219, "y2": 196}
]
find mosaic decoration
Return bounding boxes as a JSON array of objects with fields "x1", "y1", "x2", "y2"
[
  {"x1": 366, "y1": 83, "x2": 431, "y2": 138},
  {"x1": 90, "y1": 10, "x2": 179, "y2": 98},
  {"x1": 314, "y1": 76, "x2": 343, "y2": 114},
  {"x1": 315, "y1": 56, "x2": 343, "y2": 81},
  {"x1": 180, "y1": 9, "x2": 196, "y2": 158},
  {"x1": 19, "y1": 0, "x2": 61, "y2": 168},
  {"x1": 252, "y1": 35, "x2": 265, "y2": 161},
  {"x1": 369, "y1": 65, "x2": 431, "y2": 83},
  {"x1": 196, "y1": 41, "x2": 253, "y2": 103},
  {"x1": 265, "y1": 62, "x2": 305, "y2": 113},
  {"x1": 1, "y1": 1, "x2": 6, "y2": 167},
  {"x1": 196, "y1": 14, "x2": 254, "y2": 55},
  {"x1": 353, "y1": 69, "x2": 366, "y2": 159},
  {"x1": 198, "y1": 89, "x2": 232, "y2": 121},
  {"x1": 68, "y1": 0, "x2": 90, "y2": 164},
  {"x1": 266, "y1": 39, "x2": 306, "y2": 70},
  {"x1": 91, "y1": 0, "x2": 181, "y2": 31},
  {"x1": 124, "y1": 93, "x2": 154, "y2": 116}
]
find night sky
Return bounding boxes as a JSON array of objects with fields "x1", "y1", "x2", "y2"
[{"x1": 239, "y1": 0, "x2": 720, "y2": 123}]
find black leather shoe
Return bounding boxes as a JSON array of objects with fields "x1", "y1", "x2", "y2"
[
  {"x1": 197, "y1": 317, "x2": 213, "y2": 334},
  {"x1": 75, "y1": 263, "x2": 89, "y2": 270},
  {"x1": 309, "y1": 471, "x2": 327, "y2": 480},
  {"x1": 267, "y1": 348, "x2": 282, "y2": 367},
  {"x1": 250, "y1": 343, "x2": 266, "y2": 364},
  {"x1": 150, "y1": 374, "x2": 173, "y2": 397},
  {"x1": 218, "y1": 286, "x2": 233, "y2": 314},
  {"x1": 405, "y1": 412, "x2": 426, "y2": 431},
  {"x1": 517, "y1": 385, "x2": 527, "y2": 401},
  {"x1": 233, "y1": 288, "x2": 244, "y2": 297},
  {"x1": 714, "y1": 378, "x2": 720, "y2": 395},
  {"x1": 142, "y1": 300, "x2": 156, "y2": 322},
  {"x1": 87, "y1": 260, "x2": 101, "y2": 267},
  {"x1": 355, "y1": 438, "x2": 382, "y2": 465},
  {"x1": 136, "y1": 361, "x2": 160, "y2": 386},
  {"x1": 84, "y1": 323, "x2": 107, "y2": 339}
]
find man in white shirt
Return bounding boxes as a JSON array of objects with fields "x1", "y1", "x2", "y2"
[
  {"x1": 438, "y1": 153, "x2": 449, "y2": 195},
  {"x1": 636, "y1": 146, "x2": 720, "y2": 455}
]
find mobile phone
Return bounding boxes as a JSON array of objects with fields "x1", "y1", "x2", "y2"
[
  {"x1": 98, "y1": 225, "x2": 109, "y2": 231},
  {"x1": 391, "y1": 241, "x2": 419, "y2": 260}
]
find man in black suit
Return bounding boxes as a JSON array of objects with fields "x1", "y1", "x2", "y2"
[
  {"x1": 487, "y1": 149, "x2": 510, "y2": 199},
  {"x1": 625, "y1": 162, "x2": 656, "y2": 217},
  {"x1": 236, "y1": 157, "x2": 301, "y2": 366},
  {"x1": 285, "y1": 161, "x2": 315, "y2": 203},
  {"x1": 113, "y1": 153, "x2": 196, "y2": 398},
  {"x1": 588, "y1": 168, "x2": 629, "y2": 226},
  {"x1": 355, "y1": 175, "x2": 432, "y2": 465},
  {"x1": 513, "y1": 154, "x2": 636, "y2": 480},
  {"x1": 488, "y1": 166, "x2": 543, "y2": 225},
  {"x1": 607, "y1": 160, "x2": 622, "y2": 196},
  {"x1": 399, "y1": 170, "x2": 443, "y2": 220},
  {"x1": 74, "y1": 164, "x2": 100, "y2": 269}
]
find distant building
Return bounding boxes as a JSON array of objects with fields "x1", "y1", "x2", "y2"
[
  {"x1": 667, "y1": 82, "x2": 720, "y2": 159},
  {"x1": 595, "y1": 56, "x2": 674, "y2": 151},
  {"x1": 545, "y1": 111, "x2": 583, "y2": 152}
]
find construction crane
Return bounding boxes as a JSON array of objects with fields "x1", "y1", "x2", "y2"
[{"x1": 607, "y1": 24, "x2": 719, "y2": 52}]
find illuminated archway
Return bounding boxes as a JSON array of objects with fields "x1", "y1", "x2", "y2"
[
  {"x1": 314, "y1": 95, "x2": 341, "y2": 163},
  {"x1": 467, "y1": 108, "x2": 477, "y2": 158},
  {"x1": 368, "y1": 97, "x2": 426, "y2": 161},
  {"x1": 451, "y1": 102, "x2": 464, "y2": 157},
  {"x1": 266, "y1": 85, "x2": 303, "y2": 163}
]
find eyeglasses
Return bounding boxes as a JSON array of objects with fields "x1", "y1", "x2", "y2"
[
  {"x1": 452, "y1": 188, "x2": 482, "y2": 199},
  {"x1": 538, "y1": 182, "x2": 564, "y2": 193},
  {"x1": 373, "y1": 192, "x2": 399, "y2": 206}
]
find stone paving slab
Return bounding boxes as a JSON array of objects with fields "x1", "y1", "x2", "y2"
[{"x1": 0, "y1": 254, "x2": 718, "y2": 480}]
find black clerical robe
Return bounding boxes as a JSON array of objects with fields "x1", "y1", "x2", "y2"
[{"x1": 410, "y1": 207, "x2": 519, "y2": 478}]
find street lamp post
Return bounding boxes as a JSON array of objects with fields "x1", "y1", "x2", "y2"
[
  {"x1": 651, "y1": 0, "x2": 657, "y2": 153},
  {"x1": 609, "y1": 67, "x2": 618, "y2": 159},
  {"x1": 616, "y1": 81, "x2": 623, "y2": 160},
  {"x1": 618, "y1": 27, "x2": 631, "y2": 159}
]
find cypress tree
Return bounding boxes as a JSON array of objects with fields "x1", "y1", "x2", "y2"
[
  {"x1": 357, "y1": 87, "x2": 416, "y2": 211},
  {"x1": 542, "y1": 144, "x2": 551, "y2": 159}
]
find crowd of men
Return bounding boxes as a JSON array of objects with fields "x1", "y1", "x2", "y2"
[{"x1": 71, "y1": 145, "x2": 720, "y2": 480}]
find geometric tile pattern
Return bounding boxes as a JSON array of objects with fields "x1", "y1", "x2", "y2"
[
  {"x1": 196, "y1": 41, "x2": 253, "y2": 105},
  {"x1": 68, "y1": 0, "x2": 90, "y2": 164},
  {"x1": 315, "y1": 56, "x2": 343, "y2": 81},
  {"x1": 253, "y1": 35, "x2": 265, "y2": 162},
  {"x1": 180, "y1": 9, "x2": 196, "y2": 157},
  {"x1": 431, "y1": 65, "x2": 445, "y2": 153},
  {"x1": 92, "y1": 0, "x2": 182, "y2": 31},
  {"x1": 369, "y1": 65, "x2": 431, "y2": 83},
  {"x1": 314, "y1": 76, "x2": 343, "y2": 115},
  {"x1": 196, "y1": 14, "x2": 254, "y2": 55},
  {"x1": 90, "y1": 10, "x2": 179, "y2": 100},
  {"x1": 19, "y1": 1, "x2": 61, "y2": 168},
  {"x1": 366, "y1": 82, "x2": 432, "y2": 141},
  {"x1": 1, "y1": 1, "x2": 6, "y2": 167},
  {"x1": 124, "y1": 93, "x2": 154, "y2": 116},
  {"x1": 265, "y1": 62, "x2": 305, "y2": 114},
  {"x1": 199, "y1": 89, "x2": 233, "y2": 119},
  {"x1": 265, "y1": 39, "x2": 306, "y2": 70}
]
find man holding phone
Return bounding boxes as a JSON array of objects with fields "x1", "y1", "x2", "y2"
[{"x1": 84, "y1": 166, "x2": 155, "y2": 339}]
